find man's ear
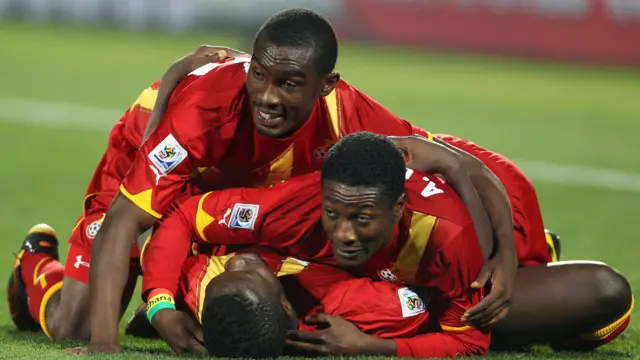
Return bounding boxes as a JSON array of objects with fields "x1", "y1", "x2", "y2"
[
  {"x1": 320, "y1": 72, "x2": 340, "y2": 97},
  {"x1": 393, "y1": 194, "x2": 405, "y2": 222}
]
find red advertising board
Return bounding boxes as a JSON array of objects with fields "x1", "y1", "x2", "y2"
[{"x1": 336, "y1": 0, "x2": 640, "y2": 66}]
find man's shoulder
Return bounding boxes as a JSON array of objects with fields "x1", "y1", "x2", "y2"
[
  {"x1": 174, "y1": 57, "x2": 250, "y2": 106},
  {"x1": 161, "y1": 58, "x2": 251, "y2": 144},
  {"x1": 405, "y1": 170, "x2": 472, "y2": 228}
]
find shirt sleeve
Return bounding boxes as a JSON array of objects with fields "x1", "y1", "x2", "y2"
[
  {"x1": 394, "y1": 221, "x2": 489, "y2": 358},
  {"x1": 198, "y1": 173, "x2": 324, "y2": 250},
  {"x1": 141, "y1": 198, "x2": 199, "y2": 299},
  {"x1": 119, "y1": 92, "x2": 211, "y2": 218},
  {"x1": 141, "y1": 187, "x2": 267, "y2": 298}
]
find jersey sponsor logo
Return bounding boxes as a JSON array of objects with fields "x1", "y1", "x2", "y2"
[
  {"x1": 74, "y1": 255, "x2": 90, "y2": 269},
  {"x1": 398, "y1": 287, "x2": 426, "y2": 318},
  {"x1": 218, "y1": 208, "x2": 232, "y2": 226},
  {"x1": 229, "y1": 203, "x2": 259, "y2": 230},
  {"x1": 149, "y1": 164, "x2": 166, "y2": 185},
  {"x1": 148, "y1": 134, "x2": 188, "y2": 175},
  {"x1": 85, "y1": 215, "x2": 105, "y2": 239},
  {"x1": 379, "y1": 268, "x2": 398, "y2": 283}
]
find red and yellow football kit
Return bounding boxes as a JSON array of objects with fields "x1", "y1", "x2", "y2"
[
  {"x1": 64, "y1": 81, "x2": 160, "y2": 284},
  {"x1": 175, "y1": 250, "x2": 440, "y2": 347},
  {"x1": 119, "y1": 57, "x2": 431, "y2": 220},
  {"x1": 175, "y1": 249, "x2": 354, "y2": 323},
  {"x1": 68, "y1": 55, "x2": 430, "y2": 284},
  {"x1": 142, "y1": 170, "x2": 489, "y2": 357},
  {"x1": 64, "y1": 72, "x2": 206, "y2": 285}
]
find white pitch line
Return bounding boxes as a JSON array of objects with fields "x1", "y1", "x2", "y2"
[{"x1": 2, "y1": 97, "x2": 640, "y2": 192}]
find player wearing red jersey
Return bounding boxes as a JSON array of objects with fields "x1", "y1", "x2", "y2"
[
  {"x1": 141, "y1": 132, "x2": 632, "y2": 356},
  {"x1": 141, "y1": 133, "x2": 489, "y2": 357},
  {"x1": 83, "y1": 9, "x2": 524, "y2": 354},
  {"x1": 147, "y1": 248, "x2": 446, "y2": 358},
  {"x1": 156, "y1": 249, "x2": 359, "y2": 356},
  {"x1": 6, "y1": 47, "x2": 247, "y2": 341}
]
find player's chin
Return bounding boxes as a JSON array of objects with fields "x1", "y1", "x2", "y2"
[
  {"x1": 334, "y1": 250, "x2": 368, "y2": 268},
  {"x1": 253, "y1": 117, "x2": 293, "y2": 139}
]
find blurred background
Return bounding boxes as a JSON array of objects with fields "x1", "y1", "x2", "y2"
[{"x1": 0, "y1": 0, "x2": 639, "y2": 356}]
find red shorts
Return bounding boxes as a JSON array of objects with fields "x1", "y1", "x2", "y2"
[
  {"x1": 437, "y1": 134, "x2": 551, "y2": 266},
  {"x1": 64, "y1": 192, "x2": 142, "y2": 285}
]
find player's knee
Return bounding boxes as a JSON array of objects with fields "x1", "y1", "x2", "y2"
[{"x1": 590, "y1": 264, "x2": 632, "y2": 317}]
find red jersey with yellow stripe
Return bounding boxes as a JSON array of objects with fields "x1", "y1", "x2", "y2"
[
  {"x1": 142, "y1": 169, "x2": 487, "y2": 357},
  {"x1": 73, "y1": 69, "x2": 207, "y2": 234},
  {"x1": 120, "y1": 57, "x2": 431, "y2": 219},
  {"x1": 76, "y1": 82, "x2": 159, "y2": 217},
  {"x1": 177, "y1": 251, "x2": 439, "y2": 345}
]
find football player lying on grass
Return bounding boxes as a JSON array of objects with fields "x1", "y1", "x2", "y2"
[{"x1": 133, "y1": 132, "x2": 633, "y2": 357}]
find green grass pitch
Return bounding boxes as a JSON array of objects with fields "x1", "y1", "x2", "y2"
[{"x1": 0, "y1": 21, "x2": 638, "y2": 359}]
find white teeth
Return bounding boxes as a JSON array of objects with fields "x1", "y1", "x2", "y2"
[
  {"x1": 259, "y1": 110, "x2": 279, "y2": 120},
  {"x1": 337, "y1": 249, "x2": 361, "y2": 258}
]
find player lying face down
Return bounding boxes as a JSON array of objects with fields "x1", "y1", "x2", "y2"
[
  {"x1": 199, "y1": 253, "x2": 298, "y2": 357},
  {"x1": 145, "y1": 246, "x2": 436, "y2": 358}
]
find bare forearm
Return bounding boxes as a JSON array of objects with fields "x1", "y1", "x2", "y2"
[
  {"x1": 469, "y1": 166, "x2": 516, "y2": 255},
  {"x1": 359, "y1": 336, "x2": 397, "y2": 356},
  {"x1": 433, "y1": 138, "x2": 515, "y2": 256},
  {"x1": 88, "y1": 195, "x2": 155, "y2": 345},
  {"x1": 142, "y1": 71, "x2": 181, "y2": 142},
  {"x1": 446, "y1": 169, "x2": 493, "y2": 259}
]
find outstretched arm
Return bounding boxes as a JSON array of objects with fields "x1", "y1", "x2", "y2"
[{"x1": 88, "y1": 194, "x2": 157, "y2": 353}]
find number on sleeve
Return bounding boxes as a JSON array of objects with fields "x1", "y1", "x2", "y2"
[{"x1": 405, "y1": 168, "x2": 444, "y2": 198}]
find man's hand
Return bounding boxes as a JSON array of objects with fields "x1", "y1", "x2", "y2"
[
  {"x1": 286, "y1": 314, "x2": 395, "y2": 356},
  {"x1": 462, "y1": 247, "x2": 518, "y2": 328},
  {"x1": 63, "y1": 344, "x2": 122, "y2": 355},
  {"x1": 152, "y1": 309, "x2": 207, "y2": 355},
  {"x1": 143, "y1": 45, "x2": 250, "y2": 141}
]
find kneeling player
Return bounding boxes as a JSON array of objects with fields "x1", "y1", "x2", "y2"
[
  {"x1": 6, "y1": 47, "x2": 244, "y2": 341},
  {"x1": 137, "y1": 132, "x2": 632, "y2": 355}
]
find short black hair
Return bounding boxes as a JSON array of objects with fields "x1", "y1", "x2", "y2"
[
  {"x1": 322, "y1": 132, "x2": 406, "y2": 206},
  {"x1": 255, "y1": 8, "x2": 338, "y2": 75},
  {"x1": 201, "y1": 290, "x2": 289, "y2": 358}
]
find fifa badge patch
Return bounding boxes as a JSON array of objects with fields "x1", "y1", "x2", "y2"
[
  {"x1": 85, "y1": 215, "x2": 105, "y2": 239},
  {"x1": 148, "y1": 134, "x2": 188, "y2": 175},
  {"x1": 398, "y1": 287, "x2": 426, "y2": 318},
  {"x1": 228, "y1": 203, "x2": 260, "y2": 230}
]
